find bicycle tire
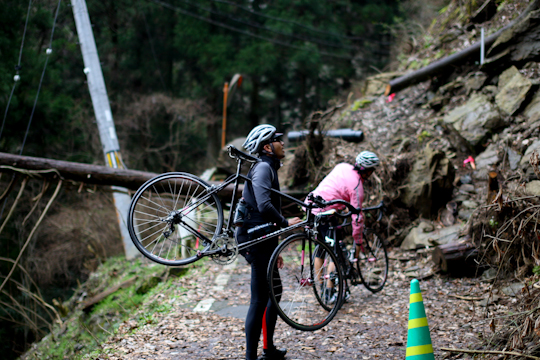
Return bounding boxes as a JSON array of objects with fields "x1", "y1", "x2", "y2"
[
  {"x1": 128, "y1": 172, "x2": 224, "y2": 266},
  {"x1": 357, "y1": 229, "x2": 388, "y2": 293},
  {"x1": 267, "y1": 233, "x2": 344, "y2": 331},
  {"x1": 312, "y1": 244, "x2": 346, "y2": 312}
]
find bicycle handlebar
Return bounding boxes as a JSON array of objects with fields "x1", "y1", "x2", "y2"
[
  {"x1": 307, "y1": 194, "x2": 387, "y2": 220},
  {"x1": 307, "y1": 193, "x2": 360, "y2": 217},
  {"x1": 363, "y1": 200, "x2": 385, "y2": 212}
]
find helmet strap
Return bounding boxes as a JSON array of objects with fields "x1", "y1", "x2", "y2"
[{"x1": 261, "y1": 142, "x2": 276, "y2": 157}]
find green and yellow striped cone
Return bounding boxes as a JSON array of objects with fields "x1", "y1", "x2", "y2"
[{"x1": 406, "y1": 279, "x2": 434, "y2": 360}]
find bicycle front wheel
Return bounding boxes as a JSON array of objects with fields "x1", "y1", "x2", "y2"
[
  {"x1": 357, "y1": 229, "x2": 388, "y2": 293},
  {"x1": 312, "y1": 244, "x2": 342, "y2": 312},
  {"x1": 268, "y1": 233, "x2": 344, "y2": 331},
  {"x1": 128, "y1": 173, "x2": 223, "y2": 266}
]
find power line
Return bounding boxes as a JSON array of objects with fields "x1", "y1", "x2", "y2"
[
  {"x1": 208, "y1": 0, "x2": 391, "y2": 44},
  {"x1": 141, "y1": 10, "x2": 168, "y2": 93},
  {"x1": 20, "y1": 0, "x2": 62, "y2": 155},
  {"x1": 0, "y1": 0, "x2": 33, "y2": 142},
  {"x1": 148, "y1": 0, "x2": 353, "y2": 59},
  {"x1": 172, "y1": 0, "x2": 357, "y2": 50}
]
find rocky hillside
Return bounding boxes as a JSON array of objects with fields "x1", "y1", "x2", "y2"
[
  {"x1": 282, "y1": 0, "x2": 540, "y2": 356},
  {"x1": 286, "y1": 0, "x2": 540, "y2": 270}
]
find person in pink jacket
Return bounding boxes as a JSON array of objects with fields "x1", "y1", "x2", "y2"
[{"x1": 309, "y1": 151, "x2": 380, "y2": 303}]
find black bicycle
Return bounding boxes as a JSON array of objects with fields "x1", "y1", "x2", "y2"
[
  {"x1": 307, "y1": 198, "x2": 389, "y2": 311},
  {"x1": 128, "y1": 146, "x2": 348, "y2": 330}
]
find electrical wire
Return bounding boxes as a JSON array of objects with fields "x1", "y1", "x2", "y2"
[
  {"x1": 0, "y1": 0, "x2": 33, "y2": 142},
  {"x1": 208, "y1": 0, "x2": 392, "y2": 44},
  {"x1": 20, "y1": 0, "x2": 62, "y2": 156},
  {"x1": 141, "y1": 10, "x2": 168, "y2": 93},
  {"x1": 148, "y1": 0, "x2": 353, "y2": 59},
  {"x1": 172, "y1": 0, "x2": 357, "y2": 50}
]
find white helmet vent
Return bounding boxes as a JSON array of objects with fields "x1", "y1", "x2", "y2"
[{"x1": 242, "y1": 124, "x2": 277, "y2": 154}]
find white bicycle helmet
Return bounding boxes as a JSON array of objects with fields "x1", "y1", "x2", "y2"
[
  {"x1": 355, "y1": 151, "x2": 380, "y2": 170},
  {"x1": 243, "y1": 124, "x2": 282, "y2": 154}
]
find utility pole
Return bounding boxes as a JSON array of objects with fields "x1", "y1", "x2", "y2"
[{"x1": 71, "y1": 0, "x2": 139, "y2": 259}]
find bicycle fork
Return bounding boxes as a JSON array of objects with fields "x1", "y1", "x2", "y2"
[{"x1": 297, "y1": 237, "x2": 314, "y2": 287}]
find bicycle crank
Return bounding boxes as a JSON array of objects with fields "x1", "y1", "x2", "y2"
[{"x1": 209, "y1": 234, "x2": 239, "y2": 265}]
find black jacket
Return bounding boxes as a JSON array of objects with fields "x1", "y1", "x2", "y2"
[{"x1": 235, "y1": 155, "x2": 287, "y2": 251}]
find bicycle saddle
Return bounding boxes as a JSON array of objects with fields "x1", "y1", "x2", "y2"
[{"x1": 227, "y1": 145, "x2": 259, "y2": 163}]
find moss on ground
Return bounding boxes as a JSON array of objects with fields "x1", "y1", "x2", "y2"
[{"x1": 21, "y1": 256, "x2": 190, "y2": 360}]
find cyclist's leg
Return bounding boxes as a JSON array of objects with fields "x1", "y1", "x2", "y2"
[
  {"x1": 314, "y1": 222, "x2": 333, "y2": 288},
  {"x1": 263, "y1": 265, "x2": 281, "y2": 353},
  {"x1": 244, "y1": 248, "x2": 270, "y2": 360},
  {"x1": 314, "y1": 255, "x2": 326, "y2": 284},
  {"x1": 244, "y1": 243, "x2": 284, "y2": 360}
]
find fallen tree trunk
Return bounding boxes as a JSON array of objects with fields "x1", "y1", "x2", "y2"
[
  {"x1": 432, "y1": 242, "x2": 479, "y2": 276},
  {"x1": 0, "y1": 152, "x2": 308, "y2": 200},
  {"x1": 81, "y1": 277, "x2": 138, "y2": 312},
  {"x1": 385, "y1": 0, "x2": 540, "y2": 95},
  {"x1": 0, "y1": 152, "x2": 159, "y2": 190}
]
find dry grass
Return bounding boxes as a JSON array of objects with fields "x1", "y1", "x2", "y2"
[{"x1": 26, "y1": 188, "x2": 124, "y2": 288}]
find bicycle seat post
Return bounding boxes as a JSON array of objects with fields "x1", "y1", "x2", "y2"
[{"x1": 225, "y1": 155, "x2": 244, "y2": 234}]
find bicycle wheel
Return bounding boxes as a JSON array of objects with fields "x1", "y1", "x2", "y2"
[
  {"x1": 267, "y1": 233, "x2": 344, "y2": 331},
  {"x1": 312, "y1": 245, "x2": 344, "y2": 312},
  {"x1": 357, "y1": 229, "x2": 388, "y2": 293},
  {"x1": 128, "y1": 172, "x2": 223, "y2": 266}
]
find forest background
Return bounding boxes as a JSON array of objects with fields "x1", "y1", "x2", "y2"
[{"x1": 0, "y1": 0, "x2": 446, "y2": 358}]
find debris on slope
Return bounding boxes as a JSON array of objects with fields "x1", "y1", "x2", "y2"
[{"x1": 281, "y1": 1, "x2": 540, "y2": 357}]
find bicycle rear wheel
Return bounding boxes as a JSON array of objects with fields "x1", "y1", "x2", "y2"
[
  {"x1": 128, "y1": 173, "x2": 223, "y2": 266},
  {"x1": 268, "y1": 233, "x2": 344, "y2": 331},
  {"x1": 357, "y1": 229, "x2": 388, "y2": 293}
]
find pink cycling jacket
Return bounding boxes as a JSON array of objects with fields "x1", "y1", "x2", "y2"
[{"x1": 308, "y1": 163, "x2": 365, "y2": 244}]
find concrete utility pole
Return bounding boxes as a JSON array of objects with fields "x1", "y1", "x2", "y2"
[{"x1": 71, "y1": 0, "x2": 139, "y2": 259}]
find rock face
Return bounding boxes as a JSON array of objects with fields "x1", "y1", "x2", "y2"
[
  {"x1": 487, "y1": 10, "x2": 540, "y2": 65},
  {"x1": 401, "y1": 221, "x2": 463, "y2": 250},
  {"x1": 506, "y1": 147, "x2": 522, "y2": 170},
  {"x1": 495, "y1": 66, "x2": 533, "y2": 115},
  {"x1": 400, "y1": 145, "x2": 455, "y2": 218},
  {"x1": 525, "y1": 180, "x2": 540, "y2": 195},
  {"x1": 524, "y1": 89, "x2": 540, "y2": 123},
  {"x1": 473, "y1": 143, "x2": 500, "y2": 180},
  {"x1": 443, "y1": 93, "x2": 503, "y2": 147},
  {"x1": 363, "y1": 72, "x2": 403, "y2": 96},
  {"x1": 520, "y1": 139, "x2": 540, "y2": 166}
]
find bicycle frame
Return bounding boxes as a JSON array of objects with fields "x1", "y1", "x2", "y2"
[
  {"x1": 188, "y1": 150, "x2": 312, "y2": 259},
  {"x1": 316, "y1": 201, "x2": 386, "y2": 283}
]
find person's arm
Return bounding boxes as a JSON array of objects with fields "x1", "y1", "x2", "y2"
[
  {"x1": 349, "y1": 179, "x2": 365, "y2": 244},
  {"x1": 251, "y1": 163, "x2": 288, "y2": 228}
]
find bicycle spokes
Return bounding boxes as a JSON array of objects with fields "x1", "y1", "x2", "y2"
[
  {"x1": 268, "y1": 235, "x2": 344, "y2": 331},
  {"x1": 357, "y1": 231, "x2": 388, "y2": 293},
  {"x1": 128, "y1": 174, "x2": 224, "y2": 266}
]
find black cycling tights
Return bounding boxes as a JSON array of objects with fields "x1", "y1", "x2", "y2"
[{"x1": 244, "y1": 249, "x2": 282, "y2": 360}]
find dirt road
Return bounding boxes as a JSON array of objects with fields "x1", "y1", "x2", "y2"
[{"x1": 100, "y1": 248, "x2": 509, "y2": 360}]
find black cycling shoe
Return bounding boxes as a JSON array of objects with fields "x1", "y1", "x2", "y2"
[{"x1": 258, "y1": 347, "x2": 287, "y2": 360}]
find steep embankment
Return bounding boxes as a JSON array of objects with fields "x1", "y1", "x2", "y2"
[
  {"x1": 282, "y1": 0, "x2": 540, "y2": 356},
  {"x1": 23, "y1": 0, "x2": 540, "y2": 359}
]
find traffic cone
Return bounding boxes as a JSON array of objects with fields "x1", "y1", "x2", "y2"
[{"x1": 405, "y1": 279, "x2": 435, "y2": 359}]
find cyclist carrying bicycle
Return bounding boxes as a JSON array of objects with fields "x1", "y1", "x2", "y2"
[
  {"x1": 308, "y1": 151, "x2": 380, "y2": 303},
  {"x1": 236, "y1": 124, "x2": 302, "y2": 360}
]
